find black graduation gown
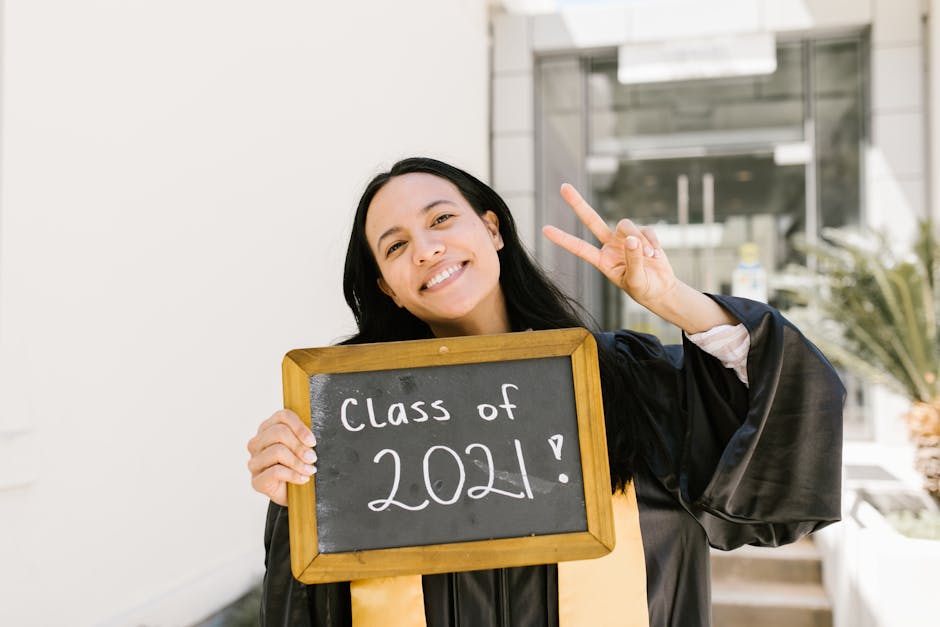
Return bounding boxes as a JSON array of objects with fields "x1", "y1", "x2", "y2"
[{"x1": 259, "y1": 296, "x2": 845, "y2": 627}]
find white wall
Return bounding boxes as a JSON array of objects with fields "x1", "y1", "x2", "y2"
[
  {"x1": 0, "y1": 1, "x2": 489, "y2": 625},
  {"x1": 931, "y1": 0, "x2": 940, "y2": 226},
  {"x1": 867, "y1": 0, "x2": 928, "y2": 245}
]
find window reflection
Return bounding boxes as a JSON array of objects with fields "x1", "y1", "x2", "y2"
[
  {"x1": 536, "y1": 33, "x2": 867, "y2": 433},
  {"x1": 542, "y1": 37, "x2": 865, "y2": 334}
]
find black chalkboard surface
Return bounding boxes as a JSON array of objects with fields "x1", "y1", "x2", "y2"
[{"x1": 282, "y1": 328, "x2": 613, "y2": 584}]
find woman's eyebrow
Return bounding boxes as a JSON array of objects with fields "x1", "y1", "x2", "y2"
[{"x1": 376, "y1": 199, "x2": 457, "y2": 250}]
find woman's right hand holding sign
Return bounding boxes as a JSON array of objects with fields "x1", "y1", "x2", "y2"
[{"x1": 247, "y1": 409, "x2": 317, "y2": 507}]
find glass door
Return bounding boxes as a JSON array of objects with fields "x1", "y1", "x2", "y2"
[{"x1": 589, "y1": 151, "x2": 806, "y2": 341}]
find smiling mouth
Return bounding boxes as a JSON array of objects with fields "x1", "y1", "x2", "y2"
[{"x1": 423, "y1": 262, "x2": 466, "y2": 290}]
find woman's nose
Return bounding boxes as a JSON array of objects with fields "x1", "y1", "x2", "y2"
[{"x1": 412, "y1": 234, "x2": 445, "y2": 264}]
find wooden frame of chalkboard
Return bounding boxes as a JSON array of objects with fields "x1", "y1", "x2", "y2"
[{"x1": 282, "y1": 328, "x2": 614, "y2": 584}]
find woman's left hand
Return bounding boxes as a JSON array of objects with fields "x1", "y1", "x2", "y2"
[{"x1": 542, "y1": 183, "x2": 677, "y2": 309}]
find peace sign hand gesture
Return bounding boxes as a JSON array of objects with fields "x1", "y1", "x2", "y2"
[
  {"x1": 542, "y1": 184, "x2": 739, "y2": 334},
  {"x1": 542, "y1": 183, "x2": 678, "y2": 309}
]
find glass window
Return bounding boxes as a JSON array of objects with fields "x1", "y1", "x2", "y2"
[
  {"x1": 539, "y1": 36, "x2": 864, "y2": 328},
  {"x1": 814, "y1": 38, "x2": 865, "y2": 230},
  {"x1": 588, "y1": 42, "x2": 805, "y2": 152},
  {"x1": 535, "y1": 33, "x2": 868, "y2": 431}
]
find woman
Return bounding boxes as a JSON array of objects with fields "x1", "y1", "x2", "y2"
[{"x1": 247, "y1": 157, "x2": 844, "y2": 626}]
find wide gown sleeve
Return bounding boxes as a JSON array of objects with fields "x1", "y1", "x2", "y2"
[{"x1": 607, "y1": 294, "x2": 845, "y2": 550}]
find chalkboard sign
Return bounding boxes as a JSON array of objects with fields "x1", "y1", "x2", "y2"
[{"x1": 282, "y1": 328, "x2": 613, "y2": 584}]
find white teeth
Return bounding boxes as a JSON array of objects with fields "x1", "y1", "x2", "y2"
[{"x1": 425, "y1": 263, "x2": 463, "y2": 289}]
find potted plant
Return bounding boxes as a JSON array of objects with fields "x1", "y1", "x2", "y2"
[
  {"x1": 781, "y1": 224, "x2": 940, "y2": 626},
  {"x1": 783, "y1": 222, "x2": 940, "y2": 503}
]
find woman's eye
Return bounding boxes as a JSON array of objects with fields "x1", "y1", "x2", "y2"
[
  {"x1": 386, "y1": 241, "x2": 404, "y2": 257},
  {"x1": 432, "y1": 213, "x2": 453, "y2": 226}
]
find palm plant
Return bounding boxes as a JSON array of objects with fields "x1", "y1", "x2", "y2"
[{"x1": 783, "y1": 222, "x2": 940, "y2": 499}]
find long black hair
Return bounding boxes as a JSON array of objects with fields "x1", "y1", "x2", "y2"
[
  {"x1": 342, "y1": 157, "x2": 586, "y2": 342},
  {"x1": 341, "y1": 157, "x2": 635, "y2": 489}
]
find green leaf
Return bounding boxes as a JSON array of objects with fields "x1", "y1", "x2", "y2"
[{"x1": 783, "y1": 222, "x2": 940, "y2": 403}]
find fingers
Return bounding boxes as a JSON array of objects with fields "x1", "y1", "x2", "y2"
[
  {"x1": 615, "y1": 220, "x2": 663, "y2": 259},
  {"x1": 542, "y1": 224, "x2": 602, "y2": 269},
  {"x1": 251, "y1": 461, "x2": 311, "y2": 494},
  {"x1": 251, "y1": 466, "x2": 294, "y2": 508},
  {"x1": 549, "y1": 184, "x2": 671, "y2": 299},
  {"x1": 559, "y1": 183, "x2": 613, "y2": 244},
  {"x1": 640, "y1": 226, "x2": 661, "y2": 251},
  {"x1": 609, "y1": 219, "x2": 668, "y2": 296},
  {"x1": 247, "y1": 408, "x2": 317, "y2": 505},
  {"x1": 247, "y1": 441, "x2": 317, "y2": 478},
  {"x1": 248, "y1": 420, "x2": 316, "y2": 463},
  {"x1": 248, "y1": 409, "x2": 317, "y2": 451},
  {"x1": 558, "y1": 184, "x2": 663, "y2": 256}
]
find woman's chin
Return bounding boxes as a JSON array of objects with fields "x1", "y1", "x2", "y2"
[{"x1": 412, "y1": 286, "x2": 509, "y2": 335}]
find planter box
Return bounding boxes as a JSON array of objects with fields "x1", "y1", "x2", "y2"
[{"x1": 816, "y1": 485, "x2": 940, "y2": 627}]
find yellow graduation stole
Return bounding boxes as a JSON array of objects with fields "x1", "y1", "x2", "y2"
[{"x1": 349, "y1": 482, "x2": 649, "y2": 627}]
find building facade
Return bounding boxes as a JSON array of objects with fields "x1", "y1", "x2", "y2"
[
  {"x1": 493, "y1": 0, "x2": 932, "y2": 444},
  {"x1": 491, "y1": 2, "x2": 938, "y2": 624}
]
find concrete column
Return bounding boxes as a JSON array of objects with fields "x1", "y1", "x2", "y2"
[
  {"x1": 492, "y1": 12, "x2": 537, "y2": 251},
  {"x1": 930, "y1": 0, "x2": 940, "y2": 223},
  {"x1": 867, "y1": 0, "x2": 926, "y2": 246}
]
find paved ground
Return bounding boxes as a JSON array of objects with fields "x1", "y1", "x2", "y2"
[{"x1": 192, "y1": 585, "x2": 260, "y2": 627}]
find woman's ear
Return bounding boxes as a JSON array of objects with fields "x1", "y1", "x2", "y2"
[
  {"x1": 482, "y1": 211, "x2": 504, "y2": 251},
  {"x1": 377, "y1": 277, "x2": 403, "y2": 308}
]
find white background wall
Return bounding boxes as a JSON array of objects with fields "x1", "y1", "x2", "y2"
[{"x1": 0, "y1": 1, "x2": 490, "y2": 625}]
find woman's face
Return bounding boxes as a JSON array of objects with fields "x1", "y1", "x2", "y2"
[{"x1": 364, "y1": 172, "x2": 510, "y2": 337}]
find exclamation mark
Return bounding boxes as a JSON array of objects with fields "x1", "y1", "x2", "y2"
[{"x1": 548, "y1": 434, "x2": 568, "y2": 484}]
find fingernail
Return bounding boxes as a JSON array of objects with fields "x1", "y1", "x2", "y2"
[
  {"x1": 298, "y1": 475, "x2": 310, "y2": 484},
  {"x1": 303, "y1": 450, "x2": 317, "y2": 463},
  {"x1": 643, "y1": 245, "x2": 653, "y2": 257},
  {"x1": 304, "y1": 433, "x2": 317, "y2": 446},
  {"x1": 303, "y1": 464, "x2": 316, "y2": 475},
  {"x1": 625, "y1": 236, "x2": 639, "y2": 250},
  {"x1": 653, "y1": 248, "x2": 663, "y2": 258}
]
